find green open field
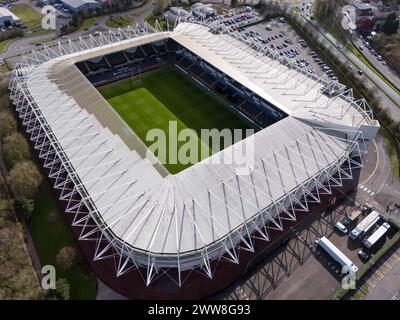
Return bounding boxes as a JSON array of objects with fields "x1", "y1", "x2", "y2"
[
  {"x1": 10, "y1": 4, "x2": 44, "y2": 31},
  {"x1": 28, "y1": 183, "x2": 97, "y2": 299},
  {"x1": 106, "y1": 16, "x2": 134, "y2": 28},
  {"x1": 98, "y1": 65, "x2": 257, "y2": 174}
]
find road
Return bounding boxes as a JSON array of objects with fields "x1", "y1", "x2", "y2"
[
  {"x1": 352, "y1": 35, "x2": 400, "y2": 91},
  {"x1": 290, "y1": 3, "x2": 400, "y2": 211},
  {"x1": 0, "y1": 0, "x2": 155, "y2": 60},
  {"x1": 354, "y1": 135, "x2": 400, "y2": 211},
  {"x1": 364, "y1": 245, "x2": 400, "y2": 300},
  {"x1": 320, "y1": 27, "x2": 400, "y2": 121},
  {"x1": 289, "y1": 3, "x2": 400, "y2": 122}
]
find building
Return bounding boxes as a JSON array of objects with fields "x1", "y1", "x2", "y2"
[
  {"x1": 10, "y1": 21, "x2": 379, "y2": 299},
  {"x1": 60, "y1": 0, "x2": 101, "y2": 13},
  {"x1": 164, "y1": 7, "x2": 191, "y2": 24},
  {"x1": 191, "y1": 3, "x2": 217, "y2": 18},
  {"x1": 353, "y1": 2, "x2": 377, "y2": 17},
  {"x1": 0, "y1": 7, "x2": 20, "y2": 27}
]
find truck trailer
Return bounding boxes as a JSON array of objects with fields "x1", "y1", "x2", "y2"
[
  {"x1": 350, "y1": 210, "x2": 381, "y2": 240},
  {"x1": 315, "y1": 236, "x2": 358, "y2": 274},
  {"x1": 363, "y1": 222, "x2": 390, "y2": 249}
]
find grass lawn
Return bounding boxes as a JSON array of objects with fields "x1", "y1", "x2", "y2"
[
  {"x1": 28, "y1": 183, "x2": 97, "y2": 299},
  {"x1": 98, "y1": 65, "x2": 257, "y2": 174},
  {"x1": 10, "y1": 4, "x2": 44, "y2": 31},
  {"x1": 145, "y1": 13, "x2": 166, "y2": 30},
  {"x1": 78, "y1": 17, "x2": 99, "y2": 32},
  {"x1": 0, "y1": 38, "x2": 15, "y2": 53},
  {"x1": 384, "y1": 132, "x2": 400, "y2": 181},
  {"x1": 106, "y1": 16, "x2": 134, "y2": 28}
]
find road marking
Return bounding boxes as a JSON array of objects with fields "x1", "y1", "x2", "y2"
[
  {"x1": 360, "y1": 139, "x2": 379, "y2": 185},
  {"x1": 377, "y1": 159, "x2": 392, "y2": 194}
]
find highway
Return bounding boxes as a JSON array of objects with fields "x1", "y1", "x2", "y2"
[
  {"x1": 290, "y1": 12, "x2": 400, "y2": 122},
  {"x1": 321, "y1": 28, "x2": 400, "y2": 121}
]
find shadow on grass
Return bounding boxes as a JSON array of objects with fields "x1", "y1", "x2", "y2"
[{"x1": 28, "y1": 182, "x2": 97, "y2": 299}]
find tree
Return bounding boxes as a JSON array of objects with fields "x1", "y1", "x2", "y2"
[
  {"x1": 45, "y1": 278, "x2": 70, "y2": 300},
  {"x1": 0, "y1": 111, "x2": 17, "y2": 138},
  {"x1": 13, "y1": 197, "x2": 35, "y2": 220},
  {"x1": 8, "y1": 161, "x2": 42, "y2": 198},
  {"x1": 0, "y1": 96, "x2": 11, "y2": 112},
  {"x1": 2, "y1": 132, "x2": 30, "y2": 168},
  {"x1": 153, "y1": 0, "x2": 170, "y2": 15},
  {"x1": 56, "y1": 246, "x2": 78, "y2": 270},
  {"x1": 382, "y1": 12, "x2": 399, "y2": 34}
]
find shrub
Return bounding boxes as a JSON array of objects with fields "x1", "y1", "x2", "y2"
[
  {"x1": 13, "y1": 197, "x2": 35, "y2": 220},
  {"x1": 2, "y1": 132, "x2": 30, "y2": 168},
  {"x1": 8, "y1": 160, "x2": 42, "y2": 198},
  {"x1": 45, "y1": 278, "x2": 70, "y2": 300},
  {"x1": 0, "y1": 111, "x2": 17, "y2": 138}
]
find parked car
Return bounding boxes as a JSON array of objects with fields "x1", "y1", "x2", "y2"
[
  {"x1": 358, "y1": 250, "x2": 370, "y2": 261},
  {"x1": 335, "y1": 222, "x2": 348, "y2": 234}
]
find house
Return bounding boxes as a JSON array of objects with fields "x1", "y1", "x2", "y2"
[
  {"x1": 353, "y1": 2, "x2": 376, "y2": 17},
  {"x1": 60, "y1": 0, "x2": 101, "y2": 13},
  {"x1": 0, "y1": 7, "x2": 20, "y2": 27},
  {"x1": 191, "y1": 3, "x2": 217, "y2": 19},
  {"x1": 164, "y1": 7, "x2": 191, "y2": 23}
]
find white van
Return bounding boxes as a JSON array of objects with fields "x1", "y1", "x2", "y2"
[{"x1": 335, "y1": 222, "x2": 348, "y2": 234}]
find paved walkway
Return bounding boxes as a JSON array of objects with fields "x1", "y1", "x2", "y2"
[
  {"x1": 364, "y1": 246, "x2": 400, "y2": 300},
  {"x1": 350, "y1": 243, "x2": 400, "y2": 300},
  {"x1": 96, "y1": 279, "x2": 127, "y2": 300}
]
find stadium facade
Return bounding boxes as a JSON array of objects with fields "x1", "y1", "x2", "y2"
[{"x1": 10, "y1": 19, "x2": 379, "y2": 299}]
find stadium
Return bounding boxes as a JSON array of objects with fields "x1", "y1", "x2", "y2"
[{"x1": 10, "y1": 19, "x2": 379, "y2": 299}]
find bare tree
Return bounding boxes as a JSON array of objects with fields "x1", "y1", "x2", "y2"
[
  {"x1": 2, "y1": 132, "x2": 30, "y2": 168},
  {"x1": 8, "y1": 161, "x2": 42, "y2": 198},
  {"x1": 0, "y1": 111, "x2": 17, "y2": 139},
  {"x1": 56, "y1": 246, "x2": 78, "y2": 270}
]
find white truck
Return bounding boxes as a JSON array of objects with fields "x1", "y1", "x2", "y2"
[
  {"x1": 315, "y1": 236, "x2": 358, "y2": 274},
  {"x1": 350, "y1": 210, "x2": 381, "y2": 240},
  {"x1": 363, "y1": 222, "x2": 390, "y2": 249}
]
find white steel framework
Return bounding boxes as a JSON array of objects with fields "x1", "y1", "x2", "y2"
[{"x1": 9, "y1": 20, "x2": 378, "y2": 288}]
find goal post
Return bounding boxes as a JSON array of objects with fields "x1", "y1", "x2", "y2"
[{"x1": 131, "y1": 64, "x2": 143, "y2": 89}]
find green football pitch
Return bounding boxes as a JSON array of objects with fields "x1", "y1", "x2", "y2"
[{"x1": 98, "y1": 65, "x2": 258, "y2": 174}]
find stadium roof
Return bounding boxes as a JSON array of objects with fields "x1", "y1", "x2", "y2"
[
  {"x1": 11, "y1": 21, "x2": 379, "y2": 282},
  {"x1": 61, "y1": 0, "x2": 100, "y2": 9}
]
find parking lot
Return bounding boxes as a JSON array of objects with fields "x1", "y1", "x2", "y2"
[
  {"x1": 216, "y1": 7, "x2": 262, "y2": 31},
  {"x1": 239, "y1": 18, "x2": 338, "y2": 80},
  {"x1": 223, "y1": 197, "x2": 397, "y2": 300}
]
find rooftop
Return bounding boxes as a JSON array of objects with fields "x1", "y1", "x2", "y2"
[
  {"x1": 14, "y1": 22, "x2": 378, "y2": 272},
  {"x1": 0, "y1": 7, "x2": 20, "y2": 20},
  {"x1": 61, "y1": 0, "x2": 100, "y2": 9}
]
